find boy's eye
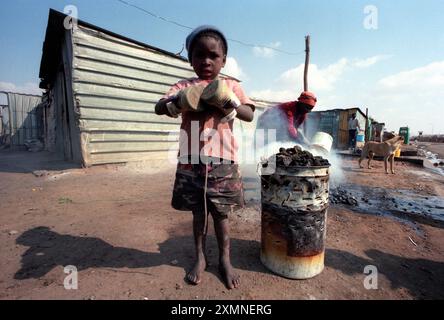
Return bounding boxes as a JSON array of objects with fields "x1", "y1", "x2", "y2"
[
  {"x1": 194, "y1": 51, "x2": 220, "y2": 60},
  {"x1": 195, "y1": 52, "x2": 205, "y2": 59}
]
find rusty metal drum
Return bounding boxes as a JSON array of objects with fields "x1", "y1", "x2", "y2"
[{"x1": 260, "y1": 165, "x2": 330, "y2": 279}]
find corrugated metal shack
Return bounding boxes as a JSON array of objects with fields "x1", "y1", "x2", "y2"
[
  {"x1": 0, "y1": 92, "x2": 43, "y2": 149},
  {"x1": 303, "y1": 107, "x2": 368, "y2": 150},
  {"x1": 39, "y1": 9, "x2": 268, "y2": 166}
]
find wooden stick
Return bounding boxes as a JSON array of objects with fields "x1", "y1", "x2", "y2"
[
  {"x1": 304, "y1": 35, "x2": 310, "y2": 91},
  {"x1": 365, "y1": 107, "x2": 369, "y2": 142}
]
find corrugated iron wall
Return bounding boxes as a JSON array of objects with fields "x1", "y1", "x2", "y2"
[
  {"x1": 71, "y1": 24, "x2": 269, "y2": 166},
  {"x1": 305, "y1": 108, "x2": 368, "y2": 150},
  {"x1": 71, "y1": 24, "x2": 195, "y2": 165},
  {"x1": 309, "y1": 110, "x2": 341, "y2": 149},
  {"x1": 1, "y1": 92, "x2": 42, "y2": 147}
]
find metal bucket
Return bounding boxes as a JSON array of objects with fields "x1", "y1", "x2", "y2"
[{"x1": 260, "y1": 165, "x2": 330, "y2": 279}]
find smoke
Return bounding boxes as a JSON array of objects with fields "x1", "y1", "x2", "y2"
[
  {"x1": 302, "y1": 113, "x2": 346, "y2": 187},
  {"x1": 309, "y1": 146, "x2": 345, "y2": 188},
  {"x1": 234, "y1": 105, "x2": 293, "y2": 166},
  {"x1": 231, "y1": 102, "x2": 348, "y2": 202}
]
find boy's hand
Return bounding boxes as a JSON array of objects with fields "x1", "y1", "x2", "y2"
[
  {"x1": 200, "y1": 79, "x2": 241, "y2": 109},
  {"x1": 164, "y1": 96, "x2": 181, "y2": 118},
  {"x1": 200, "y1": 80, "x2": 240, "y2": 122},
  {"x1": 165, "y1": 85, "x2": 206, "y2": 118},
  {"x1": 177, "y1": 85, "x2": 206, "y2": 112}
]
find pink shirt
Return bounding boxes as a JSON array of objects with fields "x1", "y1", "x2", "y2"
[{"x1": 164, "y1": 77, "x2": 255, "y2": 163}]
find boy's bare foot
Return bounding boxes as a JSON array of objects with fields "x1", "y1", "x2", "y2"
[
  {"x1": 219, "y1": 258, "x2": 240, "y2": 289},
  {"x1": 186, "y1": 258, "x2": 206, "y2": 285}
]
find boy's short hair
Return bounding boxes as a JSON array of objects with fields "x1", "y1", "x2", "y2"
[{"x1": 186, "y1": 25, "x2": 228, "y2": 62}]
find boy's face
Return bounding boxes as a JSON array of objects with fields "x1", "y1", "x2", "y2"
[{"x1": 191, "y1": 36, "x2": 226, "y2": 80}]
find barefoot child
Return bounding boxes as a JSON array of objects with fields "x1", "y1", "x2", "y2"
[{"x1": 155, "y1": 25, "x2": 255, "y2": 289}]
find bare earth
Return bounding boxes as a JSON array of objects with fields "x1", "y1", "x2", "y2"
[{"x1": 0, "y1": 150, "x2": 443, "y2": 300}]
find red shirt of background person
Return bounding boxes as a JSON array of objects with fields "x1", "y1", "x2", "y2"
[
  {"x1": 257, "y1": 91, "x2": 317, "y2": 144},
  {"x1": 280, "y1": 91, "x2": 317, "y2": 139}
]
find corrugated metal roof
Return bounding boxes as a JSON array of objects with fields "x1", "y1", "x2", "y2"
[{"x1": 39, "y1": 9, "x2": 192, "y2": 89}]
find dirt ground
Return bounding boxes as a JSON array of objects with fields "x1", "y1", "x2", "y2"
[{"x1": 0, "y1": 149, "x2": 443, "y2": 300}]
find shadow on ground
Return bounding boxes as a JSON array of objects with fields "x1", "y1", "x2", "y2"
[
  {"x1": 326, "y1": 248, "x2": 444, "y2": 299},
  {"x1": 14, "y1": 227, "x2": 444, "y2": 298},
  {"x1": 14, "y1": 226, "x2": 268, "y2": 288},
  {"x1": 0, "y1": 150, "x2": 79, "y2": 173}
]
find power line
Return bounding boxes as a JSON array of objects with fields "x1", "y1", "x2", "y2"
[
  {"x1": 115, "y1": 0, "x2": 304, "y2": 56},
  {"x1": 116, "y1": 0, "x2": 193, "y2": 30}
]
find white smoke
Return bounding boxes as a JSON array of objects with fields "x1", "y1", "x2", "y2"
[
  {"x1": 309, "y1": 146, "x2": 345, "y2": 188},
  {"x1": 232, "y1": 104, "x2": 347, "y2": 201}
]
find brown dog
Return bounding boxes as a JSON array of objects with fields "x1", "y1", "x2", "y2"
[{"x1": 358, "y1": 136, "x2": 404, "y2": 174}]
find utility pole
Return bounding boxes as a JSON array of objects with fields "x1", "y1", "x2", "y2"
[
  {"x1": 303, "y1": 35, "x2": 310, "y2": 138},
  {"x1": 304, "y1": 35, "x2": 310, "y2": 91}
]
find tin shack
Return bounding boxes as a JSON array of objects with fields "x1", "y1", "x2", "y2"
[{"x1": 39, "y1": 9, "x2": 268, "y2": 166}]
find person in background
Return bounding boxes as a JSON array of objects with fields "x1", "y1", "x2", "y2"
[
  {"x1": 348, "y1": 113, "x2": 361, "y2": 150},
  {"x1": 256, "y1": 91, "x2": 317, "y2": 146}
]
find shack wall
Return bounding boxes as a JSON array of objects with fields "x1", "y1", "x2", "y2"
[
  {"x1": 0, "y1": 92, "x2": 42, "y2": 148},
  {"x1": 71, "y1": 24, "x2": 196, "y2": 165}
]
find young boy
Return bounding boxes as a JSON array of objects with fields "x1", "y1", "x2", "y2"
[{"x1": 155, "y1": 25, "x2": 255, "y2": 289}]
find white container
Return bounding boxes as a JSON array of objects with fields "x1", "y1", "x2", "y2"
[{"x1": 311, "y1": 132, "x2": 333, "y2": 154}]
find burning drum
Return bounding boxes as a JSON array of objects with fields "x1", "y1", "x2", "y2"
[{"x1": 260, "y1": 147, "x2": 330, "y2": 279}]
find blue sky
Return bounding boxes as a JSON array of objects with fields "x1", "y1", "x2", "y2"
[{"x1": 1, "y1": 0, "x2": 444, "y2": 135}]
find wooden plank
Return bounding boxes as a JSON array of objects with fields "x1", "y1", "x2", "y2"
[
  {"x1": 59, "y1": 69, "x2": 73, "y2": 161},
  {"x1": 338, "y1": 111, "x2": 349, "y2": 149},
  {"x1": 62, "y1": 30, "x2": 83, "y2": 163},
  {"x1": 54, "y1": 75, "x2": 65, "y2": 155},
  {"x1": 81, "y1": 131, "x2": 91, "y2": 167},
  {"x1": 78, "y1": 119, "x2": 180, "y2": 132}
]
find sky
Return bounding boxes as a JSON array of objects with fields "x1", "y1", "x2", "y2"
[{"x1": 1, "y1": 0, "x2": 443, "y2": 135}]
